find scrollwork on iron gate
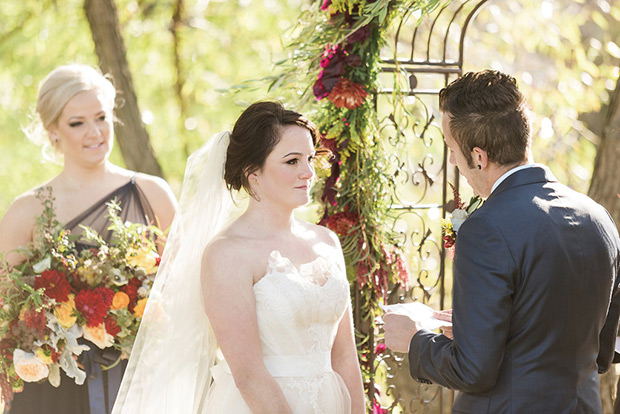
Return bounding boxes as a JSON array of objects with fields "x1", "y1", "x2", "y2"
[{"x1": 374, "y1": 1, "x2": 490, "y2": 412}]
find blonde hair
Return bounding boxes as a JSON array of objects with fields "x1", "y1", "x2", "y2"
[{"x1": 25, "y1": 64, "x2": 116, "y2": 162}]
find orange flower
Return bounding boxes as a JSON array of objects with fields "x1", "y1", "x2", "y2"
[
  {"x1": 133, "y1": 298, "x2": 148, "y2": 318},
  {"x1": 111, "y1": 292, "x2": 130, "y2": 310},
  {"x1": 83, "y1": 323, "x2": 114, "y2": 349},
  {"x1": 327, "y1": 78, "x2": 368, "y2": 109}
]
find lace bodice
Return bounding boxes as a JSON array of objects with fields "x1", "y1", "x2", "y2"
[
  {"x1": 253, "y1": 251, "x2": 350, "y2": 360},
  {"x1": 205, "y1": 250, "x2": 352, "y2": 413}
]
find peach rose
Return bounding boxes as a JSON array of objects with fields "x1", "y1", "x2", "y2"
[
  {"x1": 83, "y1": 323, "x2": 114, "y2": 350},
  {"x1": 111, "y1": 291, "x2": 130, "y2": 310},
  {"x1": 54, "y1": 294, "x2": 77, "y2": 329},
  {"x1": 133, "y1": 298, "x2": 148, "y2": 318},
  {"x1": 13, "y1": 349, "x2": 49, "y2": 382}
]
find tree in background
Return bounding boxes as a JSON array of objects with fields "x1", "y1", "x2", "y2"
[
  {"x1": 84, "y1": 0, "x2": 163, "y2": 176},
  {"x1": 0, "y1": 0, "x2": 306, "y2": 214}
]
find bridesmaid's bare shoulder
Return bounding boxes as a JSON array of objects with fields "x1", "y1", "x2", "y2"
[{"x1": 0, "y1": 187, "x2": 50, "y2": 265}]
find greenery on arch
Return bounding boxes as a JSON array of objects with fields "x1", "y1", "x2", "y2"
[{"x1": 272, "y1": 0, "x2": 442, "y2": 408}]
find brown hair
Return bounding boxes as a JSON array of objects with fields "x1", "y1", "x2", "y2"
[
  {"x1": 439, "y1": 70, "x2": 531, "y2": 168},
  {"x1": 224, "y1": 101, "x2": 322, "y2": 197}
]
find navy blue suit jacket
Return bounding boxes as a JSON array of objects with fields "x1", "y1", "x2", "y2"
[{"x1": 409, "y1": 165, "x2": 620, "y2": 413}]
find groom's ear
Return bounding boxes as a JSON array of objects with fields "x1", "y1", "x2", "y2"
[{"x1": 471, "y1": 147, "x2": 488, "y2": 170}]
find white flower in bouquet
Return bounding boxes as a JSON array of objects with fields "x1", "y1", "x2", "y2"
[{"x1": 13, "y1": 349, "x2": 49, "y2": 382}]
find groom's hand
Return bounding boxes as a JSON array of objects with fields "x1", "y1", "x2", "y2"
[{"x1": 383, "y1": 312, "x2": 421, "y2": 353}]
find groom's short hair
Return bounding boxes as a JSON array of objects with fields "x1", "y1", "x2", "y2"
[{"x1": 439, "y1": 70, "x2": 531, "y2": 168}]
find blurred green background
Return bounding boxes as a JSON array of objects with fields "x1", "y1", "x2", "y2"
[{"x1": 0, "y1": 0, "x2": 618, "y2": 214}]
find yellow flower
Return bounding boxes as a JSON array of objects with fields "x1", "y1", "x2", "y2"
[
  {"x1": 133, "y1": 298, "x2": 148, "y2": 318},
  {"x1": 127, "y1": 246, "x2": 159, "y2": 274},
  {"x1": 35, "y1": 348, "x2": 53, "y2": 365},
  {"x1": 13, "y1": 349, "x2": 49, "y2": 382},
  {"x1": 111, "y1": 292, "x2": 130, "y2": 310},
  {"x1": 77, "y1": 265, "x2": 97, "y2": 284},
  {"x1": 83, "y1": 323, "x2": 114, "y2": 350},
  {"x1": 54, "y1": 295, "x2": 77, "y2": 329}
]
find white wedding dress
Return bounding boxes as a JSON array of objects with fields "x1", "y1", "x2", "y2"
[
  {"x1": 112, "y1": 133, "x2": 354, "y2": 414},
  {"x1": 203, "y1": 250, "x2": 352, "y2": 414}
]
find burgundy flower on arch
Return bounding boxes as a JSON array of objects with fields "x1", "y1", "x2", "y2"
[
  {"x1": 313, "y1": 45, "x2": 347, "y2": 100},
  {"x1": 348, "y1": 24, "x2": 371, "y2": 44},
  {"x1": 327, "y1": 78, "x2": 369, "y2": 109},
  {"x1": 326, "y1": 211, "x2": 360, "y2": 237}
]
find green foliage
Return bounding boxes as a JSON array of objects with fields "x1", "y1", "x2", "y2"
[
  {"x1": 465, "y1": 0, "x2": 620, "y2": 194},
  {"x1": 0, "y1": 0, "x2": 308, "y2": 216},
  {"x1": 273, "y1": 0, "x2": 441, "y2": 408}
]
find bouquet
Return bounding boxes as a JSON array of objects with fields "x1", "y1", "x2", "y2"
[
  {"x1": 0, "y1": 189, "x2": 162, "y2": 404},
  {"x1": 440, "y1": 184, "x2": 482, "y2": 249}
]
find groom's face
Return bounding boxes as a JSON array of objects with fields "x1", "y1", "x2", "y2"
[{"x1": 442, "y1": 113, "x2": 484, "y2": 196}]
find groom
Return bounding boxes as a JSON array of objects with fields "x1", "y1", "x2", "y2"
[{"x1": 383, "y1": 70, "x2": 620, "y2": 413}]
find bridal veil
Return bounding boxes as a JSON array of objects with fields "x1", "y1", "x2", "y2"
[{"x1": 112, "y1": 132, "x2": 235, "y2": 414}]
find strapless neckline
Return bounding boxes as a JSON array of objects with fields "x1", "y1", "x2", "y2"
[{"x1": 254, "y1": 250, "x2": 336, "y2": 289}]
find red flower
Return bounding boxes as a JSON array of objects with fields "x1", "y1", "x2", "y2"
[
  {"x1": 104, "y1": 316, "x2": 121, "y2": 337},
  {"x1": 374, "y1": 343, "x2": 386, "y2": 354},
  {"x1": 326, "y1": 211, "x2": 359, "y2": 236},
  {"x1": 74, "y1": 287, "x2": 114, "y2": 327},
  {"x1": 121, "y1": 277, "x2": 142, "y2": 312},
  {"x1": 390, "y1": 250, "x2": 409, "y2": 288},
  {"x1": 313, "y1": 45, "x2": 346, "y2": 100},
  {"x1": 0, "y1": 338, "x2": 17, "y2": 361},
  {"x1": 328, "y1": 78, "x2": 369, "y2": 109},
  {"x1": 34, "y1": 270, "x2": 72, "y2": 302},
  {"x1": 348, "y1": 25, "x2": 371, "y2": 44},
  {"x1": 39, "y1": 344, "x2": 61, "y2": 363},
  {"x1": 443, "y1": 234, "x2": 455, "y2": 249},
  {"x1": 22, "y1": 308, "x2": 47, "y2": 336},
  {"x1": 373, "y1": 401, "x2": 388, "y2": 414}
]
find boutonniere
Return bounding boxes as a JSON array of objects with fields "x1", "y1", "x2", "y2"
[{"x1": 440, "y1": 184, "x2": 482, "y2": 249}]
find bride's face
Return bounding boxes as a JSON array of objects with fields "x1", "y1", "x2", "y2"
[
  {"x1": 49, "y1": 90, "x2": 114, "y2": 168},
  {"x1": 251, "y1": 125, "x2": 316, "y2": 208}
]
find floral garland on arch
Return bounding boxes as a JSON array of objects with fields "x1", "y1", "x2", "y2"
[{"x1": 272, "y1": 0, "x2": 441, "y2": 409}]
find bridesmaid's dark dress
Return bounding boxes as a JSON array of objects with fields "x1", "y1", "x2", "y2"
[{"x1": 7, "y1": 178, "x2": 155, "y2": 414}]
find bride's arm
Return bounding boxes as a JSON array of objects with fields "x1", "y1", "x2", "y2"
[
  {"x1": 325, "y1": 230, "x2": 365, "y2": 413},
  {"x1": 201, "y1": 240, "x2": 293, "y2": 414},
  {"x1": 332, "y1": 304, "x2": 366, "y2": 414}
]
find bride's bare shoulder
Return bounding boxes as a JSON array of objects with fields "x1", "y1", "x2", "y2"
[
  {"x1": 201, "y1": 227, "x2": 259, "y2": 278},
  {"x1": 299, "y1": 220, "x2": 342, "y2": 248}
]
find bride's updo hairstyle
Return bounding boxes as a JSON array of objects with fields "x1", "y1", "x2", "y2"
[
  {"x1": 26, "y1": 64, "x2": 116, "y2": 161},
  {"x1": 225, "y1": 101, "x2": 323, "y2": 198}
]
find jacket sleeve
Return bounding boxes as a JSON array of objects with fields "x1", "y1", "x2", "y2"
[
  {"x1": 597, "y1": 254, "x2": 620, "y2": 372},
  {"x1": 409, "y1": 214, "x2": 516, "y2": 393}
]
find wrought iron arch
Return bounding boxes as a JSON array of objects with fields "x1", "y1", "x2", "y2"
[{"x1": 374, "y1": 1, "x2": 491, "y2": 412}]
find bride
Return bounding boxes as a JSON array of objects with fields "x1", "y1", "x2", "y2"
[{"x1": 112, "y1": 101, "x2": 365, "y2": 413}]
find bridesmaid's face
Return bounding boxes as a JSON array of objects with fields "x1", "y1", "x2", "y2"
[
  {"x1": 50, "y1": 90, "x2": 114, "y2": 168},
  {"x1": 250, "y1": 125, "x2": 316, "y2": 209}
]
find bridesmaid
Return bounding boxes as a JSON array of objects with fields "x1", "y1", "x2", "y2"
[{"x1": 0, "y1": 64, "x2": 177, "y2": 414}]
